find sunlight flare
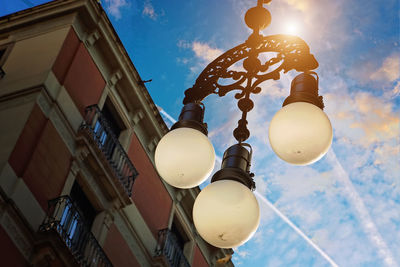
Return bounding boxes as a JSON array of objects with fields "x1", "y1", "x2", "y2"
[{"x1": 283, "y1": 20, "x2": 300, "y2": 35}]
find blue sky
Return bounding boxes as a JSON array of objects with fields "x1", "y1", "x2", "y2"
[{"x1": 2, "y1": 0, "x2": 399, "y2": 266}]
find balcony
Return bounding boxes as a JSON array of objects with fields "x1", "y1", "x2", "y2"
[
  {"x1": 79, "y1": 105, "x2": 138, "y2": 197},
  {"x1": 155, "y1": 229, "x2": 190, "y2": 267},
  {"x1": 39, "y1": 196, "x2": 112, "y2": 267}
]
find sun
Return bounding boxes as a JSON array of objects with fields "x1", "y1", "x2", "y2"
[{"x1": 284, "y1": 21, "x2": 300, "y2": 35}]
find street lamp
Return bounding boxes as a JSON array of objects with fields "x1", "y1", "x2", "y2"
[
  {"x1": 155, "y1": 103, "x2": 216, "y2": 189},
  {"x1": 155, "y1": 0, "x2": 332, "y2": 248}
]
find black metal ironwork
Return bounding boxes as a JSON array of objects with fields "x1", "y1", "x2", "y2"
[
  {"x1": 155, "y1": 229, "x2": 190, "y2": 267},
  {"x1": 170, "y1": 103, "x2": 208, "y2": 135},
  {"x1": 183, "y1": 35, "x2": 318, "y2": 104},
  {"x1": 283, "y1": 72, "x2": 323, "y2": 109},
  {"x1": 39, "y1": 196, "x2": 113, "y2": 267},
  {"x1": 211, "y1": 143, "x2": 255, "y2": 190},
  {"x1": 80, "y1": 105, "x2": 138, "y2": 197},
  {"x1": 182, "y1": 1, "x2": 319, "y2": 143}
]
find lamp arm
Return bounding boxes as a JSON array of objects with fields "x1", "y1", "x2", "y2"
[
  {"x1": 183, "y1": 34, "x2": 318, "y2": 104},
  {"x1": 183, "y1": 34, "x2": 319, "y2": 142}
]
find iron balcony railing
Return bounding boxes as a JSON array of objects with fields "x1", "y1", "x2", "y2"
[
  {"x1": 155, "y1": 229, "x2": 190, "y2": 267},
  {"x1": 39, "y1": 196, "x2": 112, "y2": 267},
  {"x1": 80, "y1": 105, "x2": 138, "y2": 197}
]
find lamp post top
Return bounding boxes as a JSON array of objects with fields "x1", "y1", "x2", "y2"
[{"x1": 182, "y1": 0, "x2": 320, "y2": 143}]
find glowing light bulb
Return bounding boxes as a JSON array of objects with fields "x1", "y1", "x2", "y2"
[
  {"x1": 269, "y1": 102, "x2": 333, "y2": 165},
  {"x1": 193, "y1": 180, "x2": 260, "y2": 248},
  {"x1": 155, "y1": 127, "x2": 215, "y2": 188}
]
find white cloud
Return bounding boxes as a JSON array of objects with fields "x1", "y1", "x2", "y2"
[
  {"x1": 370, "y1": 53, "x2": 400, "y2": 82},
  {"x1": 349, "y1": 53, "x2": 400, "y2": 88},
  {"x1": 177, "y1": 40, "x2": 191, "y2": 49},
  {"x1": 142, "y1": 0, "x2": 157, "y2": 20},
  {"x1": 270, "y1": 167, "x2": 336, "y2": 200},
  {"x1": 235, "y1": 248, "x2": 250, "y2": 258},
  {"x1": 254, "y1": 191, "x2": 340, "y2": 266},
  {"x1": 326, "y1": 91, "x2": 399, "y2": 148},
  {"x1": 104, "y1": 0, "x2": 128, "y2": 20},
  {"x1": 176, "y1": 40, "x2": 224, "y2": 81},
  {"x1": 176, "y1": 57, "x2": 189, "y2": 65},
  {"x1": 326, "y1": 151, "x2": 398, "y2": 266},
  {"x1": 386, "y1": 81, "x2": 400, "y2": 99},
  {"x1": 191, "y1": 42, "x2": 223, "y2": 63}
]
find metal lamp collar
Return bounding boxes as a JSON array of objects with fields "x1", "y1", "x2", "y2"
[
  {"x1": 170, "y1": 102, "x2": 208, "y2": 135},
  {"x1": 211, "y1": 143, "x2": 256, "y2": 190},
  {"x1": 283, "y1": 72, "x2": 325, "y2": 109}
]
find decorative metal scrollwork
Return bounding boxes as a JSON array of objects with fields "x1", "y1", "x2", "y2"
[
  {"x1": 183, "y1": 34, "x2": 318, "y2": 104},
  {"x1": 182, "y1": 33, "x2": 318, "y2": 143},
  {"x1": 182, "y1": 0, "x2": 319, "y2": 143}
]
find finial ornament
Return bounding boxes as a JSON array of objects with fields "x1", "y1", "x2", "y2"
[
  {"x1": 244, "y1": 6, "x2": 271, "y2": 31},
  {"x1": 257, "y1": 0, "x2": 272, "y2": 6},
  {"x1": 245, "y1": 0, "x2": 272, "y2": 32}
]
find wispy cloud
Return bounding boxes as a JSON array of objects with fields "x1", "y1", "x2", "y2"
[
  {"x1": 281, "y1": 0, "x2": 311, "y2": 13},
  {"x1": 156, "y1": 105, "x2": 177, "y2": 128},
  {"x1": 351, "y1": 93, "x2": 399, "y2": 145},
  {"x1": 370, "y1": 53, "x2": 400, "y2": 82},
  {"x1": 103, "y1": 0, "x2": 128, "y2": 20},
  {"x1": 142, "y1": 0, "x2": 157, "y2": 20},
  {"x1": 235, "y1": 248, "x2": 250, "y2": 259},
  {"x1": 177, "y1": 40, "x2": 224, "y2": 76},
  {"x1": 326, "y1": 150, "x2": 398, "y2": 266},
  {"x1": 254, "y1": 191, "x2": 339, "y2": 267},
  {"x1": 349, "y1": 53, "x2": 400, "y2": 87},
  {"x1": 388, "y1": 81, "x2": 400, "y2": 98},
  {"x1": 191, "y1": 42, "x2": 223, "y2": 62},
  {"x1": 326, "y1": 91, "x2": 399, "y2": 148}
]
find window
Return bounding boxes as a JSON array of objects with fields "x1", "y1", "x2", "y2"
[
  {"x1": 171, "y1": 220, "x2": 189, "y2": 251},
  {"x1": 101, "y1": 103, "x2": 122, "y2": 138},
  {"x1": 170, "y1": 217, "x2": 192, "y2": 266},
  {"x1": 0, "y1": 48, "x2": 5, "y2": 61},
  {"x1": 156, "y1": 220, "x2": 191, "y2": 267},
  {"x1": 92, "y1": 99, "x2": 125, "y2": 154},
  {"x1": 40, "y1": 183, "x2": 111, "y2": 265},
  {"x1": 0, "y1": 43, "x2": 13, "y2": 79},
  {"x1": 0, "y1": 48, "x2": 6, "y2": 79},
  {"x1": 58, "y1": 181, "x2": 97, "y2": 248},
  {"x1": 70, "y1": 181, "x2": 97, "y2": 226}
]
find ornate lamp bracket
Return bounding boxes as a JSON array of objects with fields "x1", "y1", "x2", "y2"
[{"x1": 183, "y1": 1, "x2": 319, "y2": 143}]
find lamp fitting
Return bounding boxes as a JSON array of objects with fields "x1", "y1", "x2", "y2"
[
  {"x1": 211, "y1": 144, "x2": 256, "y2": 190},
  {"x1": 171, "y1": 103, "x2": 208, "y2": 135},
  {"x1": 283, "y1": 73, "x2": 325, "y2": 109}
]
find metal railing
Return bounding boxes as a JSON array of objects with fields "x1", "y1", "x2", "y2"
[
  {"x1": 155, "y1": 229, "x2": 190, "y2": 267},
  {"x1": 39, "y1": 196, "x2": 112, "y2": 267},
  {"x1": 80, "y1": 105, "x2": 138, "y2": 197}
]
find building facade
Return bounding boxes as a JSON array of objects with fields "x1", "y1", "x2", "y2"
[{"x1": 0, "y1": 0, "x2": 233, "y2": 266}]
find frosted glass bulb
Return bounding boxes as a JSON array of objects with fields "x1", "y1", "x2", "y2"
[
  {"x1": 269, "y1": 102, "x2": 333, "y2": 165},
  {"x1": 193, "y1": 180, "x2": 260, "y2": 248},
  {"x1": 155, "y1": 127, "x2": 215, "y2": 189}
]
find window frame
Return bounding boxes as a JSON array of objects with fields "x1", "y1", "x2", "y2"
[{"x1": 0, "y1": 42, "x2": 14, "y2": 78}]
